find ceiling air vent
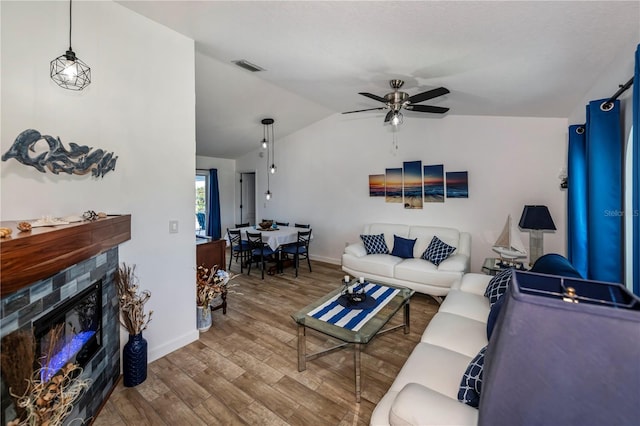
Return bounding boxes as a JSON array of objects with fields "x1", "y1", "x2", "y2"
[{"x1": 232, "y1": 59, "x2": 265, "y2": 72}]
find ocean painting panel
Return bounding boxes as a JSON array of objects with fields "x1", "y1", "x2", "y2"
[
  {"x1": 446, "y1": 171, "x2": 469, "y2": 198},
  {"x1": 403, "y1": 161, "x2": 423, "y2": 209},
  {"x1": 423, "y1": 164, "x2": 445, "y2": 202},
  {"x1": 385, "y1": 168, "x2": 403, "y2": 203},
  {"x1": 369, "y1": 174, "x2": 385, "y2": 197}
]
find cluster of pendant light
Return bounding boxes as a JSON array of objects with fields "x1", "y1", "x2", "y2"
[
  {"x1": 50, "y1": 0, "x2": 91, "y2": 91},
  {"x1": 261, "y1": 118, "x2": 276, "y2": 200}
]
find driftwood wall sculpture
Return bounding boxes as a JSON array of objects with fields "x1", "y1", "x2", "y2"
[{"x1": 2, "y1": 129, "x2": 118, "y2": 178}]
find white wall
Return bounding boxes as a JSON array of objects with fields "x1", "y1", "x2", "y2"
[
  {"x1": 195, "y1": 155, "x2": 236, "y2": 235},
  {"x1": 237, "y1": 113, "x2": 568, "y2": 273},
  {"x1": 1, "y1": 1, "x2": 198, "y2": 361}
]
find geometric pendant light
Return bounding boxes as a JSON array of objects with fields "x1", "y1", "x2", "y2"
[{"x1": 50, "y1": 0, "x2": 91, "y2": 91}]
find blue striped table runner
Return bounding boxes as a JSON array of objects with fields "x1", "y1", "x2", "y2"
[{"x1": 307, "y1": 283, "x2": 400, "y2": 331}]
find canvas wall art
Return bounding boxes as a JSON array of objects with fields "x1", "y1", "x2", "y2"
[
  {"x1": 446, "y1": 171, "x2": 469, "y2": 198},
  {"x1": 403, "y1": 161, "x2": 423, "y2": 209},
  {"x1": 385, "y1": 168, "x2": 403, "y2": 203},
  {"x1": 423, "y1": 164, "x2": 445, "y2": 202},
  {"x1": 369, "y1": 174, "x2": 385, "y2": 197}
]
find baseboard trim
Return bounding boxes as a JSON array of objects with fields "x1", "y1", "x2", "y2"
[
  {"x1": 148, "y1": 329, "x2": 199, "y2": 363},
  {"x1": 309, "y1": 255, "x2": 341, "y2": 265}
]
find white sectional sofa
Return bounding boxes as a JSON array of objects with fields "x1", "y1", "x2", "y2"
[
  {"x1": 342, "y1": 223, "x2": 471, "y2": 300},
  {"x1": 370, "y1": 272, "x2": 492, "y2": 425}
]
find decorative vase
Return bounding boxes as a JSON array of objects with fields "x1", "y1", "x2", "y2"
[
  {"x1": 197, "y1": 305, "x2": 212, "y2": 332},
  {"x1": 123, "y1": 333, "x2": 147, "y2": 387}
]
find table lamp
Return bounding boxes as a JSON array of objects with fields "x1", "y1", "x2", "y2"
[
  {"x1": 518, "y1": 205, "x2": 555, "y2": 265},
  {"x1": 479, "y1": 271, "x2": 640, "y2": 425}
]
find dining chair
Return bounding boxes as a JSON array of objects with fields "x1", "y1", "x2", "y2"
[
  {"x1": 294, "y1": 223, "x2": 311, "y2": 229},
  {"x1": 281, "y1": 229, "x2": 312, "y2": 277},
  {"x1": 235, "y1": 222, "x2": 250, "y2": 228},
  {"x1": 246, "y1": 231, "x2": 276, "y2": 279},
  {"x1": 275, "y1": 221, "x2": 289, "y2": 227},
  {"x1": 227, "y1": 228, "x2": 251, "y2": 273}
]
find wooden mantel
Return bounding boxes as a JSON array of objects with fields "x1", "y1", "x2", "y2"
[{"x1": 0, "y1": 215, "x2": 131, "y2": 297}]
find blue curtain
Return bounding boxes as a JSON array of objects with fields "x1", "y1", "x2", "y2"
[
  {"x1": 633, "y1": 44, "x2": 640, "y2": 295},
  {"x1": 207, "y1": 169, "x2": 221, "y2": 240},
  {"x1": 567, "y1": 125, "x2": 588, "y2": 277},
  {"x1": 567, "y1": 99, "x2": 623, "y2": 283}
]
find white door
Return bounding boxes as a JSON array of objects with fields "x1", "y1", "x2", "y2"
[{"x1": 240, "y1": 172, "x2": 256, "y2": 226}]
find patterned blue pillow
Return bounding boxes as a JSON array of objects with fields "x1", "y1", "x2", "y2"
[
  {"x1": 390, "y1": 235, "x2": 417, "y2": 259},
  {"x1": 421, "y1": 236, "x2": 456, "y2": 265},
  {"x1": 484, "y1": 268, "x2": 513, "y2": 306},
  {"x1": 360, "y1": 234, "x2": 389, "y2": 255},
  {"x1": 458, "y1": 345, "x2": 487, "y2": 408}
]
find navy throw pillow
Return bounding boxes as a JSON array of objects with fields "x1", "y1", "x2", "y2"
[
  {"x1": 360, "y1": 234, "x2": 389, "y2": 255},
  {"x1": 421, "y1": 236, "x2": 456, "y2": 266},
  {"x1": 458, "y1": 346, "x2": 487, "y2": 408},
  {"x1": 486, "y1": 294, "x2": 505, "y2": 340},
  {"x1": 391, "y1": 235, "x2": 416, "y2": 259},
  {"x1": 484, "y1": 268, "x2": 513, "y2": 306}
]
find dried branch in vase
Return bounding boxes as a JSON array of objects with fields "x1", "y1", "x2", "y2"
[
  {"x1": 115, "y1": 263, "x2": 153, "y2": 335},
  {"x1": 196, "y1": 264, "x2": 239, "y2": 307}
]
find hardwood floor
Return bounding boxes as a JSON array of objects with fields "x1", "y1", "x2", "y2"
[{"x1": 93, "y1": 255, "x2": 439, "y2": 426}]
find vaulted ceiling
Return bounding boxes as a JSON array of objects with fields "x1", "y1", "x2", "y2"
[{"x1": 117, "y1": 1, "x2": 640, "y2": 159}]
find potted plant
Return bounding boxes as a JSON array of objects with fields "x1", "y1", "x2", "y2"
[
  {"x1": 196, "y1": 265, "x2": 233, "y2": 332},
  {"x1": 114, "y1": 263, "x2": 153, "y2": 387}
]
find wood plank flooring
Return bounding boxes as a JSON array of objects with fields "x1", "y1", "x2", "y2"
[{"x1": 93, "y1": 255, "x2": 439, "y2": 426}]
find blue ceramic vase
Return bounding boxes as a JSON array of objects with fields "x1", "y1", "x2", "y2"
[{"x1": 123, "y1": 333, "x2": 147, "y2": 387}]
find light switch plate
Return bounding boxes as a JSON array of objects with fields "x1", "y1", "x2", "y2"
[{"x1": 169, "y1": 220, "x2": 179, "y2": 233}]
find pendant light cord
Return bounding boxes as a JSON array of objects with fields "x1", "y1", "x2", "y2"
[{"x1": 68, "y1": 0, "x2": 73, "y2": 50}]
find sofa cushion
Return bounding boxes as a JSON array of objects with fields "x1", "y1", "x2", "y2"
[
  {"x1": 439, "y1": 290, "x2": 490, "y2": 323},
  {"x1": 342, "y1": 253, "x2": 403, "y2": 278},
  {"x1": 360, "y1": 233, "x2": 389, "y2": 254},
  {"x1": 457, "y1": 346, "x2": 487, "y2": 408},
  {"x1": 366, "y1": 224, "x2": 410, "y2": 249},
  {"x1": 422, "y1": 236, "x2": 456, "y2": 266},
  {"x1": 437, "y1": 253, "x2": 468, "y2": 273},
  {"x1": 530, "y1": 253, "x2": 583, "y2": 278},
  {"x1": 483, "y1": 268, "x2": 513, "y2": 306},
  {"x1": 391, "y1": 235, "x2": 417, "y2": 259},
  {"x1": 394, "y1": 258, "x2": 459, "y2": 289},
  {"x1": 390, "y1": 383, "x2": 479, "y2": 426},
  {"x1": 389, "y1": 343, "x2": 473, "y2": 400},
  {"x1": 421, "y1": 312, "x2": 488, "y2": 358}
]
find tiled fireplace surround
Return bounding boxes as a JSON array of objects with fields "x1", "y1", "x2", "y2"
[{"x1": 0, "y1": 216, "x2": 130, "y2": 424}]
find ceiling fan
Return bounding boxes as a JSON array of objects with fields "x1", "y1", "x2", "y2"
[{"x1": 342, "y1": 79, "x2": 450, "y2": 125}]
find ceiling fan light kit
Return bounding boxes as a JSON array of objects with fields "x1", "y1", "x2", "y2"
[{"x1": 342, "y1": 80, "x2": 449, "y2": 126}]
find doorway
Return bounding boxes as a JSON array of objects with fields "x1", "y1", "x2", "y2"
[{"x1": 239, "y1": 172, "x2": 256, "y2": 226}]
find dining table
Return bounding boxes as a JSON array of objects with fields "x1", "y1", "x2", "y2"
[{"x1": 224, "y1": 225, "x2": 313, "y2": 274}]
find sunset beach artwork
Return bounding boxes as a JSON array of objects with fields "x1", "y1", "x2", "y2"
[
  {"x1": 446, "y1": 171, "x2": 469, "y2": 198},
  {"x1": 385, "y1": 168, "x2": 403, "y2": 203},
  {"x1": 403, "y1": 161, "x2": 423, "y2": 209},
  {"x1": 369, "y1": 174, "x2": 385, "y2": 197},
  {"x1": 424, "y1": 164, "x2": 445, "y2": 202}
]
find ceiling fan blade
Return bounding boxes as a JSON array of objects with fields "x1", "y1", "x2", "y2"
[
  {"x1": 384, "y1": 110, "x2": 394, "y2": 123},
  {"x1": 405, "y1": 104, "x2": 450, "y2": 114},
  {"x1": 342, "y1": 107, "x2": 387, "y2": 114},
  {"x1": 407, "y1": 87, "x2": 450, "y2": 104},
  {"x1": 358, "y1": 92, "x2": 388, "y2": 103}
]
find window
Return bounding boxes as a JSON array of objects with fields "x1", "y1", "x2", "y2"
[{"x1": 196, "y1": 173, "x2": 208, "y2": 236}]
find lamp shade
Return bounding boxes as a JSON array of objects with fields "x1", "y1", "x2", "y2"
[
  {"x1": 518, "y1": 205, "x2": 556, "y2": 230},
  {"x1": 479, "y1": 271, "x2": 640, "y2": 425}
]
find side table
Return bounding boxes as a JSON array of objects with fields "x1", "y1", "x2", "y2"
[{"x1": 482, "y1": 257, "x2": 528, "y2": 275}]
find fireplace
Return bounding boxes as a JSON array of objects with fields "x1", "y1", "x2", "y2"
[
  {"x1": 0, "y1": 215, "x2": 130, "y2": 424},
  {"x1": 33, "y1": 280, "x2": 102, "y2": 383}
]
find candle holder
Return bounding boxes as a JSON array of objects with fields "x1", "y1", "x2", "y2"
[{"x1": 342, "y1": 278, "x2": 367, "y2": 303}]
